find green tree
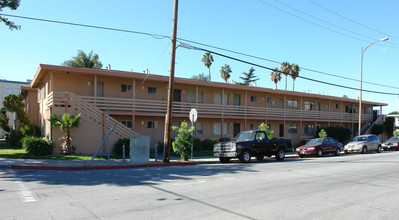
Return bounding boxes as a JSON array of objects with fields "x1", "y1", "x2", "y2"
[
  {"x1": 49, "y1": 113, "x2": 81, "y2": 154},
  {"x1": 0, "y1": 0, "x2": 20, "y2": 30},
  {"x1": 220, "y1": 64, "x2": 232, "y2": 83},
  {"x1": 3, "y1": 94, "x2": 30, "y2": 125},
  {"x1": 237, "y1": 67, "x2": 258, "y2": 86},
  {"x1": 319, "y1": 129, "x2": 327, "y2": 138},
  {"x1": 270, "y1": 67, "x2": 281, "y2": 89},
  {"x1": 190, "y1": 73, "x2": 209, "y2": 81},
  {"x1": 342, "y1": 95, "x2": 348, "y2": 99},
  {"x1": 290, "y1": 63, "x2": 300, "y2": 91},
  {"x1": 280, "y1": 61, "x2": 291, "y2": 90},
  {"x1": 259, "y1": 123, "x2": 274, "y2": 139},
  {"x1": 388, "y1": 111, "x2": 399, "y2": 115},
  {"x1": 62, "y1": 50, "x2": 103, "y2": 69},
  {"x1": 201, "y1": 52, "x2": 214, "y2": 81},
  {"x1": 0, "y1": 107, "x2": 10, "y2": 132},
  {"x1": 172, "y1": 121, "x2": 195, "y2": 161},
  {"x1": 384, "y1": 117, "x2": 395, "y2": 137},
  {"x1": 394, "y1": 130, "x2": 399, "y2": 137},
  {"x1": 370, "y1": 124, "x2": 384, "y2": 136}
]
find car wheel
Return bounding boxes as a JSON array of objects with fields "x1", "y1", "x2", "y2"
[
  {"x1": 239, "y1": 150, "x2": 251, "y2": 163},
  {"x1": 275, "y1": 148, "x2": 285, "y2": 161},
  {"x1": 317, "y1": 149, "x2": 323, "y2": 157},
  {"x1": 299, "y1": 155, "x2": 305, "y2": 158},
  {"x1": 335, "y1": 148, "x2": 340, "y2": 156},
  {"x1": 256, "y1": 156, "x2": 264, "y2": 161},
  {"x1": 219, "y1": 157, "x2": 230, "y2": 163},
  {"x1": 377, "y1": 146, "x2": 382, "y2": 153},
  {"x1": 361, "y1": 147, "x2": 367, "y2": 154}
]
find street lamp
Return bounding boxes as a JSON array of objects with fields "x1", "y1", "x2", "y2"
[{"x1": 358, "y1": 37, "x2": 389, "y2": 136}]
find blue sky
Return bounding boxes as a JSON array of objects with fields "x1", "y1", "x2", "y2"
[{"x1": 1, "y1": 0, "x2": 398, "y2": 113}]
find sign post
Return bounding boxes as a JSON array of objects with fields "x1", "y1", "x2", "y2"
[{"x1": 189, "y1": 108, "x2": 197, "y2": 161}]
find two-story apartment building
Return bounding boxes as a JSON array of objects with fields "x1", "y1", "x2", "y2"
[{"x1": 23, "y1": 64, "x2": 386, "y2": 154}]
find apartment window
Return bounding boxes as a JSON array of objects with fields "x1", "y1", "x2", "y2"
[
  {"x1": 368, "y1": 107, "x2": 372, "y2": 114},
  {"x1": 121, "y1": 120, "x2": 132, "y2": 128},
  {"x1": 148, "y1": 87, "x2": 158, "y2": 95},
  {"x1": 288, "y1": 124, "x2": 298, "y2": 134},
  {"x1": 214, "y1": 92, "x2": 222, "y2": 105},
  {"x1": 147, "y1": 121, "x2": 158, "y2": 128},
  {"x1": 250, "y1": 123, "x2": 257, "y2": 130},
  {"x1": 186, "y1": 90, "x2": 195, "y2": 103},
  {"x1": 197, "y1": 122, "x2": 203, "y2": 135},
  {"x1": 326, "y1": 103, "x2": 329, "y2": 110},
  {"x1": 304, "y1": 101, "x2": 313, "y2": 111},
  {"x1": 214, "y1": 123, "x2": 221, "y2": 135},
  {"x1": 336, "y1": 104, "x2": 339, "y2": 109},
  {"x1": 223, "y1": 123, "x2": 229, "y2": 136},
  {"x1": 121, "y1": 84, "x2": 132, "y2": 92},
  {"x1": 250, "y1": 96, "x2": 257, "y2": 103},
  {"x1": 304, "y1": 124, "x2": 314, "y2": 135},
  {"x1": 267, "y1": 98, "x2": 272, "y2": 104},
  {"x1": 317, "y1": 102, "x2": 321, "y2": 111},
  {"x1": 198, "y1": 91, "x2": 204, "y2": 103},
  {"x1": 224, "y1": 93, "x2": 230, "y2": 105},
  {"x1": 287, "y1": 100, "x2": 298, "y2": 109}
]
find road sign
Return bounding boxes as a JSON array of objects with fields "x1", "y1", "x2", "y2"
[{"x1": 189, "y1": 108, "x2": 197, "y2": 123}]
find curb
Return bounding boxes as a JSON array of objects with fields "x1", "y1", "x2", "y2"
[{"x1": 11, "y1": 161, "x2": 196, "y2": 170}]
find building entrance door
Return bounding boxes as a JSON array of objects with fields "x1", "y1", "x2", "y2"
[{"x1": 233, "y1": 123, "x2": 240, "y2": 137}]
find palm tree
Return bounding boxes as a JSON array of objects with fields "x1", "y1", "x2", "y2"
[
  {"x1": 49, "y1": 113, "x2": 81, "y2": 154},
  {"x1": 190, "y1": 73, "x2": 209, "y2": 81},
  {"x1": 270, "y1": 67, "x2": 281, "y2": 89},
  {"x1": 201, "y1": 52, "x2": 214, "y2": 81},
  {"x1": 280, "y1": 61, "x2": 291, "y2": 90},
  {"x1": 220, "y1": 64, "x2": 232, "y2": 83},
  {"x1": 290, "y1": 63, "x2": 300, "y2": 91},
  {"x1": 63, "y1": 50, "x2": 103, "y2": 69}
]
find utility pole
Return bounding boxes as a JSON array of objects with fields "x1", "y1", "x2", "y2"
[{"x1": 163, "y1": 0, "x2": 179, "y2": 163}]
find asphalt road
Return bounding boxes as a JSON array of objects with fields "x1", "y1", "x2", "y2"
[{"x1": 1, "y1": 152, "x2": 399, "y2": 220}]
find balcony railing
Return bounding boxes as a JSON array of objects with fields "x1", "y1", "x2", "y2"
[{"x1": 48, "y1": 92, "x2": 373, "y2": 123}]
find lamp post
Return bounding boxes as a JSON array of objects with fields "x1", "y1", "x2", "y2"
[{"x1": 358, "y1": 37, "x2": 388, "y2": 136}]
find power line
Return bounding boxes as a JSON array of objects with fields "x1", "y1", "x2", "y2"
[
  {"x1": 2, "y1": 13, "x2": 399, "y2": 90},
  {"x1": 308, "y1": 0, "x2": 399, "y2": 41},
  {"x1": 185, "y1": 44, "x2": 399, "y2": 96}
]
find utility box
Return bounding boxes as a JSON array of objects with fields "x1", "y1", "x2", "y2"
[{"x1": 130, "y1": 136, "x2": 150, "y2": 163}]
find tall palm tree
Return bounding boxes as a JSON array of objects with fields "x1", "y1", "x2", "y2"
[
  {"x1": 280, "y1": 61, "x2": 291, "y2": 90},
  {"x1": 290, "y1": 63, "x2": 300, "y2": 91},
  {"x1": 49, "y1": 113, "x2": 81, "y2": 154},
  {"x1": 220, "y1": 64, "x2": 232, "y2": 83},
  {"x1": 270, "y1": 67, "x2": 282, "y2": 89},
  {"x1": 201, "y1": 52, "x2": 214, "y2": 81},
  {"x1": 63, "y1": 50, "x2": 103, "y2": 69}
]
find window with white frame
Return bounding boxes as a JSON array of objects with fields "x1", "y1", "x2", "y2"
[
  {"x1": 214, "y1": 92, "x2": 222, "y2": 105},
  {"x1": 121, "y1": 84, "x2": 132, "y2": 92},
  {"x1": 121, "y1": 120, "x2": 132, "y2": 128},
  {"x1": 223, "y1": 123, "x2": 229, "y2": 136},
  {"x1": 250, "y1": 96, "x2": 257, "y2": 103},
  {"x1": 250, "y1": 123, "x2": 257, "y2": 130},
  {"x1": 148, "y1": 87, "x2": 158, "y2": 95},
  {"x1": 267, "y1": 98, "x2": 272, "y2": 104},
  {"x1": 147, "y1": 121, "x2": 158, "y2": 128},
  {"x1": 288, "y1": 124, "x2": 298, "y2": 134},
  {"x1": 186, "y1": 90, "x2": 196, "y2": 103}
]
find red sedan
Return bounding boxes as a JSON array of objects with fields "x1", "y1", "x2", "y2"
[{"x1": 296, "y1": 137, "x2": 342, "y2": 158}]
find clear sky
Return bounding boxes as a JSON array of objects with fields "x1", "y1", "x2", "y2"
[{"x1": 1, "y1": 0, "x2": 398, "y2": 113}]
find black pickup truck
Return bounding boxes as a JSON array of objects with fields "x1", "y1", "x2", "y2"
[{"x1": 213, "y1": 130, "x2": 293, "y2": 163}]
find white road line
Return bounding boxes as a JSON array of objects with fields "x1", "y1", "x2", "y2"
[{"x1": 10, "y1": 170, "x2": 37, "y2": 203}]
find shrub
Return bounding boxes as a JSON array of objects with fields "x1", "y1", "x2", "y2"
[
  {"x1": 317, "y1": 126, "x2": 351, "y2": 143},
  {"x1": 112, "y1": 138, "x2": 130, "y2": 156},
  {"x1": 5, "y1": 130, "x2": 23, "y2": 148},
  {"x1": 370, "y1": 124, "x2": 384, "y2": 136},
  {"x1": 318, "y1": 129, "x2": 327, "y2": 138},
  {"x1": 193, "y1": 138, "x2": 202, "y2": 151},
  {"x1": 298, "y1": 140, "x2": 308, "y2": 146},
  {"x1": 157, "y1": 141, "x2": 165, "y2": 153},
  {"x1": 22, "y1": 136, "x2": 53, "y2": 156},
  {"x1": 172, "y1": 121, "x2": 195, "y2": 161},
  {"x1": 202, "y1": 139, "x2": 219, "y2": 151},
  {"x1": 219, "y1": 137, "x2": 231, "y2": 142}
]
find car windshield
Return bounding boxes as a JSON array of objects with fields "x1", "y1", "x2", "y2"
[
  {"x1": 388, "y1": 137, "x2": 399, "y2": 142},
  {"x1": 235, "y1": 132, "x2": 255, "y2": 141},
  {"x1": 353, "y1": 136, "x2": 367, "y2": 142},
  {"x1": 306, "y1": 138, "x2": 323, "y2": 145}
]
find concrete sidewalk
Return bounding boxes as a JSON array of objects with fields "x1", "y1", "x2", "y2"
[{"x1": 0, "y1": 153, "x2": 298, "y2": 170}]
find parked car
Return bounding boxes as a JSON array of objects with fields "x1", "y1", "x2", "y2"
[
  {"x1": 382, "y1": 137, "x2": 399, "y2": 151},
  {"x1": 296, "y1": 137, "x2": 342, "y2": 158},
  {"x1": 344, "y1": 134, "x2": 382, "y2": 154},
  {"x1": 213, "y1": 130, "x2": 292, "y2": 163}
]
